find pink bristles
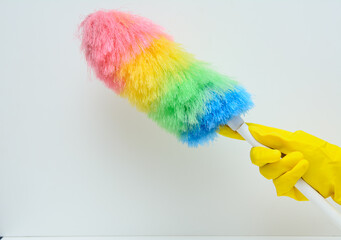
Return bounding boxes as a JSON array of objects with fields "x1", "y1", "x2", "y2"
[{"x1": 79, "y1": 10, "x2": 169, "y2": 92}]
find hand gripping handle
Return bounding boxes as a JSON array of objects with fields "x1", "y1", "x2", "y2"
[{"x1": 227, "y1": 116, "x2": 341, "y2": 230}]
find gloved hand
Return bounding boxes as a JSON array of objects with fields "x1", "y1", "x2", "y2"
[{"x1": 219, "y1": 123, "x2": 341, "y2": 204}]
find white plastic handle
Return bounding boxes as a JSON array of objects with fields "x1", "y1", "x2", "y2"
[{"x1": 227, "y1": 116, "x2": 341, "y2": 230}]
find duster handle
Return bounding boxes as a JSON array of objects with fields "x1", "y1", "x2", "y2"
[{"x1": 227, "y1": 116, "x2": 341, "y2": 230}]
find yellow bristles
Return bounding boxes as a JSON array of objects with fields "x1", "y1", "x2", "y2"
[{"x1": 119, "y1": 37, "x2": 193, "y2": 112}]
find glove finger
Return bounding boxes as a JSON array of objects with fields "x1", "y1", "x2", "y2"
[
  {"x1": 273, "y1": 159, "x2": 309, "y2": 196},
  {"x1": 248, "y1": 124, "x2": 294, "y2": 154},
  {"x1": 283, "y1": 187, "x2": 308, "y2": 201},
  {"x1": 250, "y1": 147, "x2": 281, "y2": 167},
  {"x1": 333, "y1": 184, "x2": 341, "y2": 205},
  {"x1": 259, "y1": 152, "x2": 304, "y2": 180},
  {"x1": 218, "y1": 125, "x2": 244, "y2": 140}
]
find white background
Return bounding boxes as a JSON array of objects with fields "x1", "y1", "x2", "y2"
[{"x1": 1, "y1": 0, "x2": 341, "y2": 237}]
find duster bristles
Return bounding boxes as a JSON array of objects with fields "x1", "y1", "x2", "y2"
[{"x1": 79, "y1": 10, "x2": 253, "y2": 146}]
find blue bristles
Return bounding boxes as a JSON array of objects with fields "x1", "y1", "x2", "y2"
[{"x1": 181, "y1": 86, "x2": 253, "y2": 146}]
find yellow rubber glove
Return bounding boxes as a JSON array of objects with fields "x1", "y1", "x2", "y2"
[{"x1": 219, "y1": 124, "x2": 341, "y2": 204}]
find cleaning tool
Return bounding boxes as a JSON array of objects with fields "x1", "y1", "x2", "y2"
[
  {"x1": 79, "y1": 10, "x2": 253, "y2": 146},
  {"x1": 79, "y1": 10, "x2": 341, "y2": 228}
]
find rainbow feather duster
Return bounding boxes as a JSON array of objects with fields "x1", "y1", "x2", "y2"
[{"x1": 79, "y1": 10, "x2": 253, "y2": 146}]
